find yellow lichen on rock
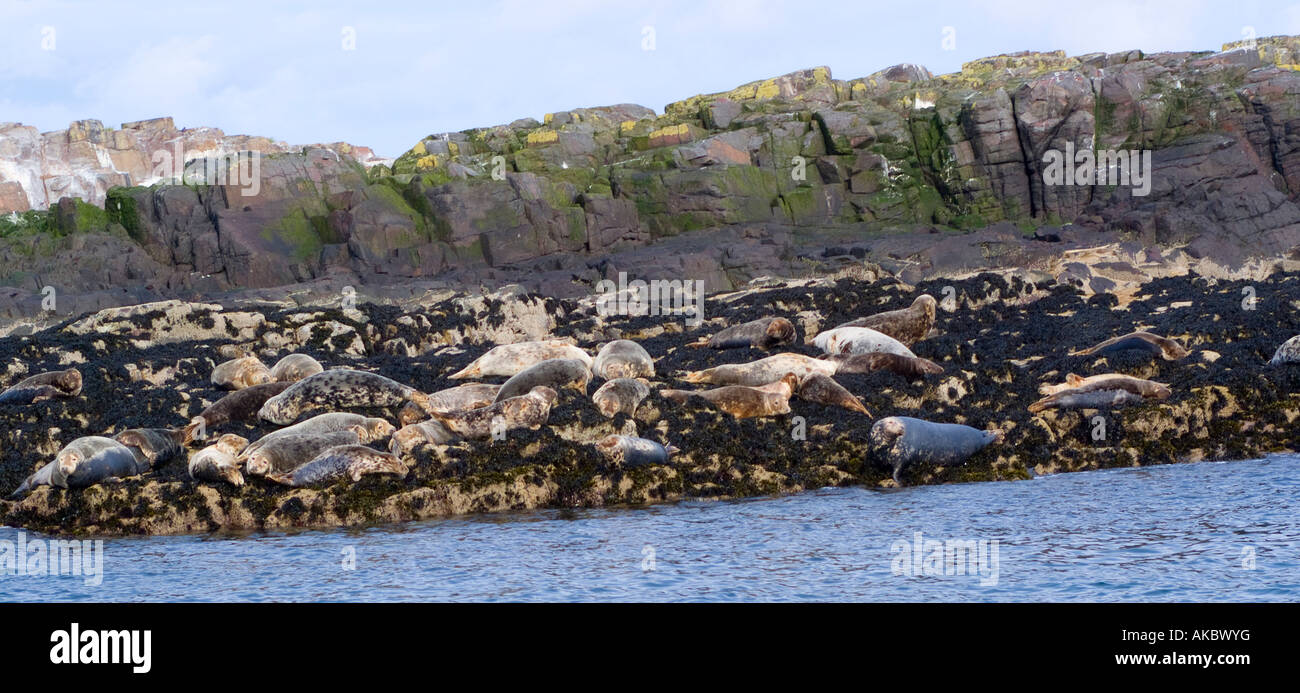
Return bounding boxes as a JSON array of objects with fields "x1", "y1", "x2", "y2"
[{"x1": 526, "y1": 129, "x2": 559, "y2": 146}]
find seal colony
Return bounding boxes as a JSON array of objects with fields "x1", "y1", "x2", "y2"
[{"x1": 3, "y1": 268, "x2": 1300, "y2": 536}]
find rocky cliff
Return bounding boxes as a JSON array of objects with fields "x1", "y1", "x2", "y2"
[
  {"x1": 0, "y1": 116, "x2": 386, "y2": 212},
  {"x1": 3, "y1": 36, "x2": 1300, "y2": 327}
]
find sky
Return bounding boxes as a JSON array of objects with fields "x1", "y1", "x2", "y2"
[{"x1": 3, "y1": 0, "x2": 1300, "y2": 157}]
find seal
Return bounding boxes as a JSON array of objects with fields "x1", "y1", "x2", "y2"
[
  {"x1": 835, "y1": 295, "x2": 937, "y2": 346},
  {"x1": 188, "y1": 434, "x2": 249, "y2": 486},
  {"x1": 1269, "y1": 335, "x2": 1300, "y2": 365},
  {"x1": 390, "y1": 419, "x2": 456, "y2": 456},
  {"x1": 266, "y1": 445, "x2": 408, "y2": 487},
  {"x1": 690, "y1": 317, "x2": 796, "y2": 350},
  {"x1": 449, "y1": 340, "x2": 592, "y2": 379},
  {"x1": 682, "y1": 353, "x2": 837, "y2": 386},
  {"x1": 661, "y1": 373, "x2": 798, "y2": 418},
  {"x1": 1072, "y1": 331, "x2": 1189, "y2": 361},
  {"x1": 243, "y1": 413, "x2": 394, "y2": 457},
  {"x1": 10, "y1": 436, "x2": 146, "y2": 497},
  {"x1": 429, "y1": 386, "x2": 558, "y2": 440},
  {"x1": 398, "y1": 383, "x2": 501, "y2": 425},
  {"x1": 869, "y1": 416, "x2": 1003, "y2": 485},
  {"x1": 591, "y1": 378, "x2": 651, "y2": 417},
  {"x1": 211, "y1": 355, "x2": 274, "y2": 390},
  {"x1": 495, "y1": 358, "x2": 591, "y2": 401},
  {"x1": 240, "y1": 429, "x2": 365, "y2": 476},
  {"x1": 114, "y1": 428, "x2": 185, "y2": 468},
  {"x1": 592, "y1": 340, "x2": 655, "y2": 380},
  {"x1": 0, "y1": 368, "x2": 82, "y2": 405},
  {"x1": 594, "y1": 435, "x2": 679, "y2": 469},
  {"x1": 259, "y1": 369, "x2": 433, "y2": 425},
  {"x1": 269, "y1": 353, "x2": 325, "y2": 382},
  {"x1": 796, "y1": 374, "x2": 871, "y2": 415},
  {"x1": 1030, "y1": 374, "x2": 1170, "y2": 413},
  {"x1": 820, "y1": 352, "x2": 943, "y2": 378},
  {"x1": 814, "y1": 326, "x2": 916, "y2": 357},
  {"x1": 183, "y1": 381, "x2": 295, "y2": 444}
]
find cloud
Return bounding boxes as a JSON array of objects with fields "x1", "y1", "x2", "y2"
[{"x1": 0, "y1": 0, "x2": 1296, "y2": 158}]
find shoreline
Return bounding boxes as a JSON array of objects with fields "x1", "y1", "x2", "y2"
[{"x1": 2, "y1": 264, "x2": 1299, "y2": 536}]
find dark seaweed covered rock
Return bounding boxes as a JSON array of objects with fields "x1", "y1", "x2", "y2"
[{"x1": 2, "y1": 267, "x2": 1299, "y2": 536}]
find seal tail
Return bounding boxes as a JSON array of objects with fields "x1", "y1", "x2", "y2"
[
  {"x1": 664, "y1": 444, "x2": 681, "y2": 458},
  {"x1": 447, "y1": 364, "x2": 478, "y2": 380},
  {"x1": 1027, "y1": 396, "x2": 1054, "y2": 414},
  {"x1": 8, "y1": 478, "x2": 31, "y2": 499},
  {"x1": 181, "y1": 417, "x2": 207, "y2": 446},
  {"x1": 680, "y1": 371, "x2": 708, "y2": 383},
  {"x1": 659, "y1": 389, "x2": 691, "y2": 404},
  {"x1": 265, "y1": 472, "x2": 293, "y2": 486},
  {"x1": 845, "y1": 397, "x2": 872, "y2": 417},
  {"x1": 409, "y1": 390, "x2": 435, "y2": 416},
  {"x1": 684, "y1": 339, "x2": 711, "y2": 349},
  {"x1": 988, "y1": 429, "x2": 1005, "y2": 445},
  {"x1": 916, "y1": 358, "x2": 944, "y2": 375}
]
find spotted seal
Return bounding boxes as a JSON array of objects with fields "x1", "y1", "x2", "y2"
[
  {"x1": 1269, "y1": 335, "x2": 1300, "y2": 365},
  {"x1": 495, "y1": 358, "x2": 591, "y2": 402},
  {"x1": 820, "y1": 352, "x2": 943, "y2": 378},
  {"x1": 869, "y1": 417, "x2": 1003, "y2": 485},
  {"x1": 0, "y1": 368, "x2": 82, "y2": 405},
  {"x1": 266, "y1": 445, "x2": 408, "y2": 487},
  {"x1": 1030, "y1": 374, "x2": 1170, "y2": 413},
  {"x1": 10, "y1": 436, "x2": 146, "y2": 497},
  {"x1": 796, "y1": 374, "x2": 871, "y2": 415},
  {"x1": 183, "y1": 381, "x2": 294, "y2": 444},
  {"x1": 814, "y1": 326, "x2": 916, "y2": 357},
  {"x1": 449, "y1": 340, "x2": 592, "y2": 379},
  {"x1": 240, "y1": 429, "x2": 365, "y2": 476},
  {"x1": 594, "y1": 435, "x2": 679, "y2": 469},
  {"x1": 660, "y1": 373, "x2": 798, "y2": 418},
  {"x1": 1072, "y1": 331, "x2": 1189, "y2": 361},
  {"x1": 390, "y1": 419, "x2": 456, "y2": 456},
  {"x1": 244, "y1": 413, "x2": 394, "y2": 457},
  {"x1": 188, "y1": 434, "x2": 249, "y2": 486},
  {"x1": 681, "y1": 353, "x2": 837, "y2": 386},
  {"x1": 429, "y1": 386, "x2": 558, "y2": 440},
  {"x1": 259, "y1": 369, "x2": 433, "y2": 425},
  {"x1": 114, "y1": 428, "x2": 185, "y2": 468},
  {"x1": 211, "y1": 355, "x2": 274, "y2": 390},
  {"x1": 835, "y1": 295, "x2": 937, "y2": 346},
  {"x1": 269, "y1": 353, "x2": 325, "y2": 382},
  {"x1": 592, "y1": 378, "x2": 652, "y2": 417},
  {"x1": 691, "y1": 317, "x2": 796, "y2": 350},
  {"x1": 592, "y1": 340, "x2": 655, "y2": 380},
  {"x1": 398, "y1": 383, "x2": 501, "y2": 425}
]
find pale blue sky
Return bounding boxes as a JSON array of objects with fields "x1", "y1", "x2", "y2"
[{"x1": 3, "y1": 0, "x2": 1299, "y2": 156}]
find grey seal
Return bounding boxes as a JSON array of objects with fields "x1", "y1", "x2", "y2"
[
  {"x1": 266, "y1": 445, "x2": 408, "y2": 487},
  {"x1": 869, "y1": 417, "x2": 1003, "y2": 485}
]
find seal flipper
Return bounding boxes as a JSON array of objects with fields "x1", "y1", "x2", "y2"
[{"x1": 181, "y1": 417, "x2": 207, "y2": 446}]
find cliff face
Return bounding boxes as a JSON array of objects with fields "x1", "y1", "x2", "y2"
[
  {"x1": 2, "y1": 37, "x2": 1300, "y2": 317},
  {"x1": 0, "y1": 116, "x2": 386, "y2": 212}
]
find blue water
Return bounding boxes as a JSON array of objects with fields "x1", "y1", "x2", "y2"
[{"x1": 2, "y1": 455, "x2": 1297, "y2": 602}]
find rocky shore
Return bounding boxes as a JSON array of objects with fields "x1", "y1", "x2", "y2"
[{"x1": 2, "y1": 260, "x2": 1298, "y2": 536}]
